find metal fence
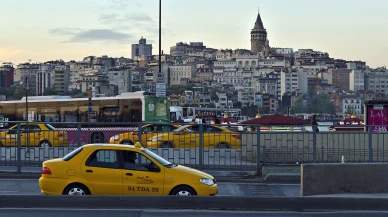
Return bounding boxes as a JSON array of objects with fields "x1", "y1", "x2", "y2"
[{"x1": 0, "y1": 121, "x2": 387, "y2": 173}]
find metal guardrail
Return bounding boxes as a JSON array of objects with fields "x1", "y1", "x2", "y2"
[{"x1": 0, "y1": 121, "x2": 387, "y2": 173}]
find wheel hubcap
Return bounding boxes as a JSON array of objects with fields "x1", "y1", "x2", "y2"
[
  {"x1": 176, "y1": 191, "x2": 191, "y2": 196},
  {"x1": 68, "y1": 188, "x2": 85, "y2": 195},
  {"x1": 41, "y1": 142, "x2": 50, "y2": 148}
]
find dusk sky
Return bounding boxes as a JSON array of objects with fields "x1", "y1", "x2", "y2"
[{"x1": 1, "y1": 0, "x2": 387, "y2": 67}]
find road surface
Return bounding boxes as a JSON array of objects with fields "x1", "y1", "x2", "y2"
[
  {"x1": 0, "y1": 179, "x2": 300, "y2": 197},
  {"x1": 0, "y1": 209, "x2": 387, "y2": 217}
]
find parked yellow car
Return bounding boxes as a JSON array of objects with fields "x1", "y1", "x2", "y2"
[
  {"x1": 39, "y1": 143, "x2": 217, "y2": 196},
  {"x1": 147, "y1": 125, "x2": 241, "y2": 149},
  {"x1": 109, "y1": 124, "x2": 182, "y2": 146},
  {"x1": 0, "y1": 123, "x2": 68, "y2": 147}
]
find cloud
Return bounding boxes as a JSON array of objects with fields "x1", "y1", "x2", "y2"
[
  {"x1": 102, "y1": 0, "x2": 142, "y2": 10},
  {"x1": 50, "y1": 28, "x2": 133, "y2": 43},
  {"x1": 98, "y1": 13, "x2": 155, "y2": 25}
]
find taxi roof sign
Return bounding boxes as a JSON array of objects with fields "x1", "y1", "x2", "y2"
[{"x1": 134, "y1": 142, "x2": 142, "y2": 148}]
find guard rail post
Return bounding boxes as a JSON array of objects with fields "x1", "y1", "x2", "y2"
[{"x1": 16, "y1": 123, "x2": 21, "y2": 173}]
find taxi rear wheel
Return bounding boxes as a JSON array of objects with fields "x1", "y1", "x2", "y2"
[
  {"x1": 121, "y1": 140, "x2": 133, "y2": 145},
  {"x1": 170, "y1": 186, "x2": 197, "y2": 196},
  {"x1": 162, "y1": 142, "x2": 173, "y2": 148},
  {"x1": 39, "y1": 140, "x2": 52, "y2": 148},
  {"x1": 63, "y1": 184, "x2": 90, "y2": 196},
  {"x1": 217, "y1": 142, "x2": 229, "y2": 149}
]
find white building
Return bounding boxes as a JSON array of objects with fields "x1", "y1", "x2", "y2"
[
  {"x1": 364, "y1": 67, "x2": 388, "y2": 95},
  {"x1": 281, "y1": 71, "x2": 299, "y2": 97},
  {"x1": 169, "y1": 64, "x2": 194, "y2": 85},
  {"x1": 213, "y1": 60, "x2": 240, "y2": 84},
  {"x1": 342, "y1": 96, "x2": 362, "y2": 115},
  {"x1": 349, "y1": 69, "x2": 365, "y2": 93}
]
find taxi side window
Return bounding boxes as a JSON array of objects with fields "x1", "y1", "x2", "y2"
[
  {"x1": 204, "y1": 126, "x2": 222, "y2": 133},
  {"x1": 86, "y1": 150, "x2": 118, "y2": 169},
  {"x1": 121, "y1": 151, "x2": 160, "y2": 172}
]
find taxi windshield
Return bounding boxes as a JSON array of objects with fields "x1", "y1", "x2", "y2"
[
  {"x1": 173, "y1": 125, "x2": 192, "y2": 132},
  {"x1": 142, "y1": 149, "x2": 173, "y2": 167}
]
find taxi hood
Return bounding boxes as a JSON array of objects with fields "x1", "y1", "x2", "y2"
[{"x1": 170, "y1": 164, "x2": 214, "y2": 179}]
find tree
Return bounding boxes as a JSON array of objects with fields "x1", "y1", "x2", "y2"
[
  {"x1": 43, "y1": 87, "x2": 58, "y2": 96},
  {"x1": 233, "y1": 101, "x2": 242, "y2": 109},
  {"x1": 309, "y1": 93, "x2": 335, "y2": 114},
  {"x1": 207, "y1": 103, "x2": 216, "y2": 108},
  {"x1": 168, "y1": 85, "x2": 193, "y2": 95},
  {"x1": 248, "y1": 104, "x2": 259, "y2": 117},
  {"x1": 290, "y1": 98, "x2": 305, "y2": 114},
  {"x1": 211, "y1": 88, "x2": 219, "y2": 100}
]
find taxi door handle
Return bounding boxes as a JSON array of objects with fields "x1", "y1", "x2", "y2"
[
  {"x1": 125, "y1": 173, "x2": 133, "y2": 176},
  {"x1": 86, "y1": 170, "x2": 93, "y2": 173}
]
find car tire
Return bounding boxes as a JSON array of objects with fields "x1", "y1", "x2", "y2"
[
  {"x1": 39, "y1": 140, "x2": 52, "y2": 148},
  {"x1": 170, "y1": 186, "x2": 197, "y2": 196},
  {"x1": 217, "y1": 142, "x2": 229, "y2": 149},
  {"x1": 121, "y1": 140, "x2": 133, "y2": 145},
  {"x1": 162, "y1": 142, "x2": 173, "y2": 148},
  {"x1": 91, "y1": 133, "x2": 104, "y2": 143},
  {"x1": 63, "y1": 184, "x2": 90, "y2": 196}
]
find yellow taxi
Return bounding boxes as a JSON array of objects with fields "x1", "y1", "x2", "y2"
[
  {"x1": 146, "y1": 125, "x2": 241, "y2": 149},
  {"x1": 109, "y1": 124, "x2": 182, "y2": 146},
  {"x1": 0, "y1": 123, "x2": 68, "y2": 147},
  {"x1": 39, "y1": 143, "x2": 218, "y2": 196}
]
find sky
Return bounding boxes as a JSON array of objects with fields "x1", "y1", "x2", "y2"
[{"x1": 0, "y1": 0, "x2": 387, "y2": 67}]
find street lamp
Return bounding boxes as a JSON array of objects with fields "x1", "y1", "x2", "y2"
[{"x1": 158, "y1": 0, "x2": 162, "y2": 74}]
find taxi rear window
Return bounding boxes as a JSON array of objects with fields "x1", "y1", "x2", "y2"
[{"x1": 63, "y1": 147, "x2": 83, "y2": 161}]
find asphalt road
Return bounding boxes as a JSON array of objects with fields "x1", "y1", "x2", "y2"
[
  {"x1": 0, "y1": 179, "x2": 300, "y2": 197},
  {"x1": 0, "y1": 209, "x2": 388, "y2": 217}
]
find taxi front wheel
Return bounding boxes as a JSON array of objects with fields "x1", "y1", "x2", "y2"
[
  {"x1": 170, "y1": 186, "x2": 197, "y2": 196},
  {"x1": 63, "y1": 184, "x2": 90, "y2": 196}
]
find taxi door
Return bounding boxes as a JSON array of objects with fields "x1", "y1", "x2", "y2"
[
  {"x1": 120, "y1": 150, "x2": 164, "y2": 196},
  {"x1": 81, "y1": 149, "x2": 122, "y2": 195}
]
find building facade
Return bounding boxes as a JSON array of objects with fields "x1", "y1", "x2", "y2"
[{"x1": 132, "y1": 37, "x2": 153, "y2": 59}]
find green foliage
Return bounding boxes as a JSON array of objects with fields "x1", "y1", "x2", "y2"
[
  {"x1": 168, "y1": 85, "x2": 193, "y2": 95},
  {"x1": 290, "y1": 98, "x2": 305, "y2": 114},
  {"x1": 211, "y1": 88, "x2": 219, "y2": 100},
  {"x1": 207, "y1": 102, "x2": 216, "y2": 108},
  {"x1": 290, "y1": 94, "x2": 335, "y2": 114},
  {"x1": 248, "y1": 104, "x2": 259, "y2": 117},
  {"x1": 43, "y1": 87, "x2": 58, "y2": 96},
  {"x1": 233, "y1": 101, "x2": 242, "y2": 109},
  {"x1": 309, "y1": 93, "x2": 335, "y2": 114}
]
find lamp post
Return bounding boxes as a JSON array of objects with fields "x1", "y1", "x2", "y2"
[
  {"x1": 25, "y1": 76, "x2": 30, "y2": 148},
  {"x1": 158, "y1": 0, "x2": 162, "y2": 75}
]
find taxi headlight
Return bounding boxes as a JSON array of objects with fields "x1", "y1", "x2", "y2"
[
  {"x1": 200, "y1": 178, "x2": 214, "y2": 186},
  {"x1": 111, "y1": 135, "x2": 120, "y2": 141}
]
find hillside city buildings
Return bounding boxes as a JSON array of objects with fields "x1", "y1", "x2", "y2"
[{"x1": 1, "y1": 9, "x2": 386, "y2": 115}]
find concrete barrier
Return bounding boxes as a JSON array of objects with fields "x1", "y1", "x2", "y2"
[
  {"x1": 301, "y1": 163, "x2": 388, "y2": 196},
  {"x1": 1, "y1": 195, "x2": 388, "y2": 211},
  {"x1": 242, "y1": 132, "x2": 388, "y2": 163}
]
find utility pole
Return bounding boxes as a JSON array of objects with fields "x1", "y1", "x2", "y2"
[
  {"x1": 159, "y1": 0, "x2": 162, "y2": 74},
  {"x1": 88, "y1": 87, "x2": 92, "y2": 122}
]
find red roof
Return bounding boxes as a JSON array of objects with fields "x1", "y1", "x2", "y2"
[
  {"x1": 241, "y1": 114, "x2": 310, "y2": 125},
  {"x1": 219, "y1": 118, "x2": 237, "y2": 123}
]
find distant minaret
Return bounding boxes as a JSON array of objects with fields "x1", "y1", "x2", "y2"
[{"x1": 251, "y1": 7, "x2": 268, "y2": 55}]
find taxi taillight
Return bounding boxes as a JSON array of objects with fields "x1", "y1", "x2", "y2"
[
  {"x1": 232, "y1": 135, "x2": 241, "y2": 140},
  {"x1": 57, "y1": 133, "x2": 64, "y2": 137},
  {"x1": 42, "y1": 167, "x2": 51, "y2": 175}
]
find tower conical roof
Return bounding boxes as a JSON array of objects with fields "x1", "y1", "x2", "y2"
[{"x1": 253, "y1": 10, "x2": 265, "y2": 30}]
